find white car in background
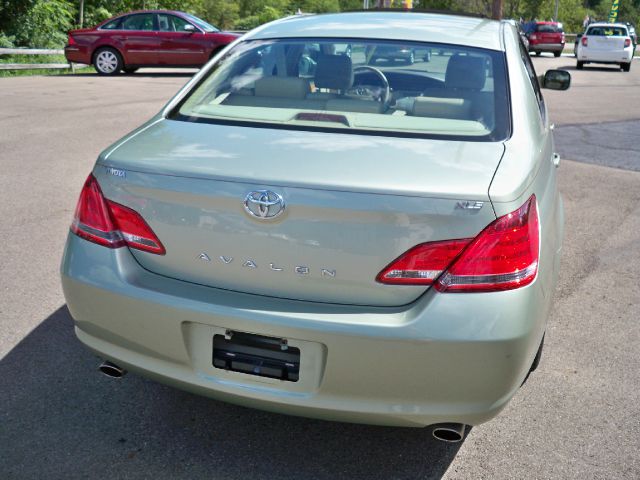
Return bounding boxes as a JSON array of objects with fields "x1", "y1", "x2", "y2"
[{"x1": 576, "y1": 22, "x2": 634, "y2": 71}]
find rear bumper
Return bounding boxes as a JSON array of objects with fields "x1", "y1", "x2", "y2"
[
  {"x1": 61, "y1": 232, "x2": 551, "y2": 427},
  {"x1": 529, "y1": 43, "x2": 564, "y2": 53},
  {"x1": 578, "y1": 49, "x2": 633, "y2": 64},
  {"x1": 64, "y1": 45, "x2": 90, "y2": 64}
]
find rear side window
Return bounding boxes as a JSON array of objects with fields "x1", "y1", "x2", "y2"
[
  {"x1": 172, "y1": 38, "x2": 510, "y2": 141},
  {"x1": 536, "y1": 24, "x2": 563, "y2": 33},
  {"x1": 101, "y1": 18, "x2": 122, "y2": 30},
  {"x1": 121, "y1": 14, "x2": 154, "y2": 31},
  {"x1": 586, "y1": 26, "x2": 628, "y2": 36}
]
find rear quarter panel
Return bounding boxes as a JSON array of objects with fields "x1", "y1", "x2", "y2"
[{"x1": 489, "y1": 24, "x2": 564, "y2": 360}]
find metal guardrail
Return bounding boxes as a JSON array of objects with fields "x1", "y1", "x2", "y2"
[{"x1": 0, "y1": 48, "x2": 81, "y2": 71}]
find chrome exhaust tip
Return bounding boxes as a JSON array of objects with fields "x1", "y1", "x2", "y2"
[
  {"x1": 432, "y1": 423, "x2": 467, "y2": 443},
  {"x1": 99, "y1": 360, "x2": 127, "y2": 379}
]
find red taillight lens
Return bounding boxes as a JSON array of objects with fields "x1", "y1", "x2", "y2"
[
  {"x1": 624, "y1": 38, "x2": 631, "y2": 48},
  {"x1": 436, "y1": 195, "x2": 539, "y2": 293},
  {"x1": 71, "y1": 174, "x2": 165, "y2": 255},
  {"x1": 530, "y1": 34, "x2": 537, "y2": 41},
  {"x1": 581, "y1": 36, "x2": 588, "y2": 46},
  {"x1": 376, "y1": 195, "x2": 539, "y2": 293},
  {"x1": 376, "y1": 239, "x2": 471, "y2": 285},
  {"x1": 67, "y1": 34, "x2": 76, "y2": 46}
]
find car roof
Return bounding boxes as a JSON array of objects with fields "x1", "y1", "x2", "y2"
[
  {"x1": 246, "y1": 12, "x2": 504, "y2": 51},
  {"x1": 587, "y1": 22, "x2": 628, "y2": 28}
]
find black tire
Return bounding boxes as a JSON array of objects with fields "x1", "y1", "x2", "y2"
[
  {"x1": 576, "y1": 61, "x2": 584, "y2": 70},
  {"x1": 406, "y1": 51, "x2": 415, "y2": 65},
  {"x1": 522, "y1": 334, "x2": 545, "y2": 386},
  {"x1": 622, "y1": 62, "x2": 631, "y2": 72},
  {"x1": 535, "y1": 51, "x2": 541, "y2": 56},
  {"x1": 123, "y1": 67, "x2": 138, "y2": 74},
  {"x1": 554, "y1": 51, "x2": 561, "y2": 58},
  {"x1": 93, "y1": 47, "x2": 122, "y2": 75}
]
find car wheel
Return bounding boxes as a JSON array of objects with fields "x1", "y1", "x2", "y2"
[
  {"x1": 522, "y1": 334, "x2": 545, "y2": 386},
  {"x1": 406, "y1": 51, "x2": 415, "y2": 65},
  {"x1": 535, "y1": 51, "x2": 541, "y2": 56},
  {"x1": 576, "y1": 61, "x2": 584, "y2": 70},
  {"x1": 93, "y1": 47, "x2": 122, "y2": 75},
  {"x1": 123, "y1": 67, "x2": 138, "y2": 74},
  {"x1": 554, "y1": 51, "x2": 561, "y2": 57},
  {"x1": 622, "y1": 62, "x2": 631, "y2": 72}
]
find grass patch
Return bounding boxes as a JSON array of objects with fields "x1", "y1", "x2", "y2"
[{"x1": 0, "y1": 53, "x2": 93, "y2": 77}]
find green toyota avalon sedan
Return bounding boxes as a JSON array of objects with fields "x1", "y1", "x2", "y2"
[{"x1": 61, "y1": 11, "x2": 570, "y2": 442}]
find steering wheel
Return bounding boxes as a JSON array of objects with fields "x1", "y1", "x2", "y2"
[{"x1": 352, "y1": 66, "x2": 391, "y2": 109}]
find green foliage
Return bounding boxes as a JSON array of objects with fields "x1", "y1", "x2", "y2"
[
  {"x1": 12, "y1": 0, "x2": 75, "y2": 48},
  {"x1": 1, "y1": 0, "x2": 639, "y2": 51}
]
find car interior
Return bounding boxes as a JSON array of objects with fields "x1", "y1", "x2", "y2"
[{"x1": 180, "y1": 40, "x2": 505, "y2": 136}]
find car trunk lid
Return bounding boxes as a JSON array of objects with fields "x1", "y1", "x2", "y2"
[{"x1": 95, "y1": 119, "x2": 502, "y2": 306}]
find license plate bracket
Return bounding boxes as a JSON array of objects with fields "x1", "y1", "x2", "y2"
[{"x1": 212, "y1": 331, "x2": 300, "y2": 382}]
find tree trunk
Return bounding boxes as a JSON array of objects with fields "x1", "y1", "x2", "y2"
[{"x1": 491, "y1": 0, "x2": 503, "y2": 20}]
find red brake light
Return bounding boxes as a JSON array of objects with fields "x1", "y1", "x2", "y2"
[
  {"x1": 581, "y1": 36, "x2": 588, "y2": 46},
  {"x1": 624, "y1": 38, "x2": 631, "y2": 48},
  {"x1": 67, "y1": 34, "x2": 76, "y2": 46},
  {"x1": 376, "y1": 195, "x2": 539, "y2": 293},
  {"x1": 71, "y1": 174, "x2": 165, "y2": 255},
  {"x1": 436, "y1": 195, "x2": 539, "y2": 293},
  {"x1": 530, "y1": 34, "x2": 537, "y2": 40},
  {"x1": 376, "y1": 239, "x2": 471, "y2": 285}
]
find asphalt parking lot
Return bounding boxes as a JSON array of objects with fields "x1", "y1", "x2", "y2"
[{"x1": 1, "y1": 56, "x2": 639, "y2": 479}]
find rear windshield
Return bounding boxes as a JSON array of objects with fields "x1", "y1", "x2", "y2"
[
  {"x1": 586, "y1": 26, "x2": 628, "y2": 36},
  {"x1": 536, "y1": 24, "x2": 563, "y2": 33},
  {"x1": 171, "y1": 38, "x2": 510, "y2": 141}
]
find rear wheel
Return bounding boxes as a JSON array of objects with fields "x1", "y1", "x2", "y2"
[
  {"x1": 535, "y1": 51, "x2": 541, "y2": 56},
  {"x1": 123, "y1": 67, "x2": 138, "y2": 74},
  {"x1": 621, "y1": 62, "x2": 631, "y2": 72},
  {"x1": 554, "y1": 51, "x2": 561, "y2": 57},
  {"x1": 576, "y1": 61, "x2": 584, "y2": 70},
  {"x1": 93, "y1": 47, "x2": 122, "y2": 75}
]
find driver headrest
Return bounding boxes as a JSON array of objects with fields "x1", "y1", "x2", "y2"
[
  {"x1": 445, "y1": 54, "x2": 486, "y2": 90},
  {"x1": 315, "y1": 55, "x2": 353, "y2": 90}
]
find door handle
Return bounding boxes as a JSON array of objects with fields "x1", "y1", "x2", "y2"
[{"x1": 552, "y1": 153, "x2": 560, "y2": 168}]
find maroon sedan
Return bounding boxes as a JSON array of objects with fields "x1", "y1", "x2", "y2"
[{"x1": 64, "y1": 10, "x2": 240, "y2": 75}]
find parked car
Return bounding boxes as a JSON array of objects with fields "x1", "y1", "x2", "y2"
[
  {"x1": 528, "y1": 21, "x2": 565, "y2": 57},
  {"x1": 371, "y1": 45, "x2": 420, "y2": 64},
  {"x1": 64, "y1": 10, "x2": 240, "y2": 75},
  {"x1": 61, "y1": 11, "x2": 570, "y2": 440},
  {"x1": 576, "y1": 23, "x2": 634, "y2": 71}
]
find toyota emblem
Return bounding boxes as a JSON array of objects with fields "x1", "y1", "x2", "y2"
[{"x1": 243, "y1": 190, "x2": 285, "y2": 220}]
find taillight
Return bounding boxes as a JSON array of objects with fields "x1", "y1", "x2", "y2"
[
  {"x1": 581, "y1": 36, "x2": 588, "y2": 47},
  {"x1": 70, "y1": 174, "x2": 165, "y2": 255},
  {"x1": 624, "y1": 38, "x2": 631, "y2": 48},
  {"x1": 436, "y1": 195, "x2": 539, "y2": 292},
  {"x1": 376, "y1": 195, "x2": 539, "y2": 293},
  {"x1": 561, "y1": 33, "x2": 565, "y2": 42},
  {"x1": 67, "y1": 34, "x2": 76, "y2": 46},
  {"x1": 376, "y1": 239, "x2": 471, "y2": 285},
  {"x1": 530, "y1": 34, "x2": 537, "y2": 41}
]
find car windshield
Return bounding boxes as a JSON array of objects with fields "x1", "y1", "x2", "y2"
[
  {"x1": 587, "y1": 26, "x2": 628, "y2": 36},
  {"x1": 172, "y1": 38, "x2": 509, "y2": 141},
  {"x1": 183, "y1": 13, "x2": 219, "y2": 32}
]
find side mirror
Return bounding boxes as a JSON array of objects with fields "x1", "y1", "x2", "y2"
[
  {"x1": 184, "y1": 24, "x2": 196, "y2": 33},
  {"x1": 541, "y1": 69, "x2": 571, "y2": 90}
]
